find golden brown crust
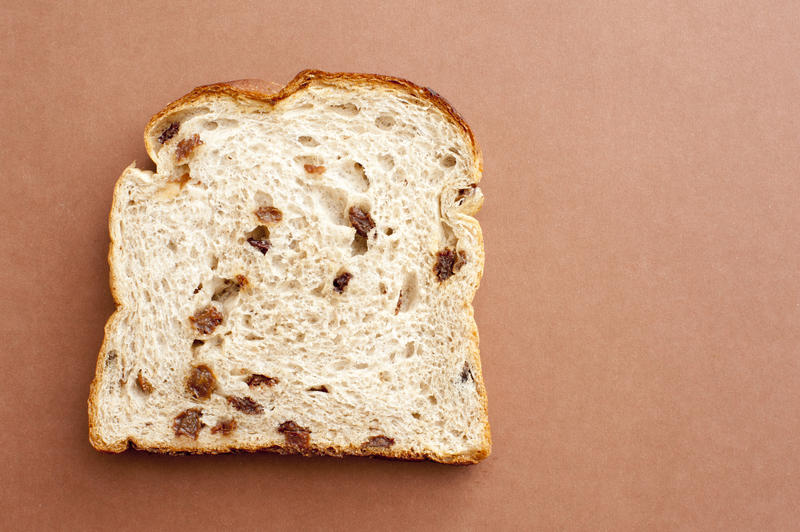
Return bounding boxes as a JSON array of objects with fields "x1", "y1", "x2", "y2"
[
  {"x1": 88, "y1": 70, "x2": 490, "y2": 464},
  {"x1": 97, "y1": 437, "x2": 488, "y2": 464}
]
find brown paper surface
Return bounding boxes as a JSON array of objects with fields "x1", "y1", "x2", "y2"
[{"x1": 2, "y1": 1, "x2": 799, "y2": 529}]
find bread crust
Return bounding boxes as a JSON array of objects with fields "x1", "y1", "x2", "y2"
[{"x1": 88, "y1": 70, "x2": 490, "y2": 464}]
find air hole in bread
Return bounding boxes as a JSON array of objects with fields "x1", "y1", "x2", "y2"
[
  {"x1": 411, "y1": 412, "x2": 421, "y2": 420},
  {"x1": 298, "y1": 135, "x2": 319, "y2": 147},
  {"x1": 311, "y1": 186, "x2": 349, "y2": 227},
  {"x1": 379, "y1": 282, "x2": 387, "y2": 294},
  {"x1": 330, "y1": 102, "x2": 359, "y2": 116},
  {"x1": 355, "y1": 362, "x2": 368, "y2": 370},
  {"x1": 254, "y1": 191, "x2": 275, "y2": 210},
  {"x1": 428, "y1": 395, "x2": 438, "y2": 405},
  {"x1": 455, "y1": 185, "x2": 477, "y2": 206},
  {"x1": 375, "y1": 114, "x2": 395, "y2": 129},
  {"x1": 193, "y1": 283, "x2": 203, "y2": 294},
  {"x1": 378, "y1": 154, "x2": 395, "y2": 170},
  {"x1": 192, "y1": 339, "x2": 205, "y2": 349},
  {"x1": 209, "y1": 255, "x2": 219, "y2": 271},
  {"x1": 384, "y1": 227, "x2": 394, "y2": 236},
  {"x1": 308, "y1": 385, "x2": 329, "y2": 393},
  {"x1": 396, "y1": 272, "x2": 417, "y2": 314},
  {"x1": 167, "y1": 241, "x2": 177, "y2": 252},
  {"x1": 341, "y1": 160, "x2": 369, "y2": 192},
  {"x1": 379, "y1": 371, "x2": 390, "y2": 382},
  {"x1": 440, "y1": 220, "x2": 458, "y2": 248},
  {"x1": 311, "y1": 279, "x2": 327, "y2": 297},
  {"x1": 441, "y1": 154, "x2": 457, "y2": 168},
  {"x1": 404, "y1": 342, "x2": 415, "y2": 358},
  {"x1": 211, "y1": 277, "x2": 244, "y2": 303},
  {"x1": 351, "y1": 234, "x2": 368, "y2": 256},
  {"x1": 204, "y1": 121, "x2": 218, "y2": 131}
]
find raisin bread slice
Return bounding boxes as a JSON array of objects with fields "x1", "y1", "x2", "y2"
[{"x1": 88, "y1": 70, "x2": 490, "y2": 464}]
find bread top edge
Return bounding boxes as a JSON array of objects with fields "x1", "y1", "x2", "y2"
[{"x1": 143, "y1": 69, "x2": 483, "y2": 177}]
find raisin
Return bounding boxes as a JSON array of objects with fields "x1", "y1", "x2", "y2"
[
  {"x1": 348, "y1": 206, "x2": 375, "y2": 237},
  {"x1": 157, "y1": 122, "x2": 180, "y2": 144},
  {"x1": 175, "y1": 133, "x2": 204, "y2": 161},
  {"x1": 193, "y1": 283, "x2": 203, "y2": 294},
  {"x1": 333, "y1": 272, "x2": 352, "y2": 293},
  {"x1": 211, "y1": 418, "x2": 237, "y2": 435},
  {"x1": 303, "y1": 164, "x2": 326, "y2": 174},
  {"x1": 395, "y1": 289, "x2": 403, "y2": 314},
  {"x1": 460, "y1": 362, "x2": 473, "y2": 383},
  {"x1": 245, "y1": 374, "x2": 278, "y2": 387},
  {"x1": 234, "y1": 275, "x2": 248, "y2": 288},
  {"x1": 362, "y1": 435, "x2": 395, "y2": 448},
  {"x1": 173, "y1": 408, "x2": 204, "y2": 438},
  {"x1": 227, "y1": 395, "x2": 263, "y2": 414},
  {"x1": 277, "y1": 420, "x2": 311, "y2": 449},
  {"x1": 246, "y1": 225, "x2": 271, "y2": 254},
  {"x1": 255, "y1": 206, "x2": 283, "y2": 223},
  {"x1": 169, "y1": 172, "x2": 191, "y2": 188},
  {"x1": 434, "y1": 248, "x2": 467, "y2": 282},
  {"x1": 186, "y1": 364, "x2": 217, "y2": 400},
  {"x1": 136, "y1": 370, "x2": 154, "y2": 394},
  {"x1": 307, "y1": 385, "x2": 329, "y2": 393},
  {"x1": 247, "y1": 237, "x2": 271, "y2": 254},
  {"x1": 189, "y1": 305, "x2": 223, "y2": 334}
]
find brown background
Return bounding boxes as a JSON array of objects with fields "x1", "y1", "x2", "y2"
[{"x1": 1, "y1": 1, "x2": 799, "y2": 530}]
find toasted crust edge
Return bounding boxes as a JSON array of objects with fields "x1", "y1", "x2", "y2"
[{"x1": 88, "y1": 70, "x2": 491, "y2": 465}]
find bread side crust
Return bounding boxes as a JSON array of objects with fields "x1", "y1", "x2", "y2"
[{"x1": 88, "y1": 70, "x2": 491, "y2": 464}]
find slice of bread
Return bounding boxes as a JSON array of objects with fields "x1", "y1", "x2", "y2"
[{"x1": 88, "y1": 70, "x2": 490, "y2": 464}]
